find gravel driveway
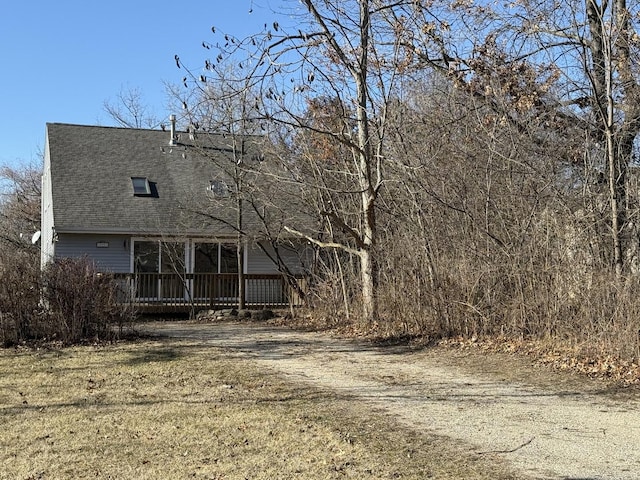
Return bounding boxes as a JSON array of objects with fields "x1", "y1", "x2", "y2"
[{"x1": 140, "y1": 320, "x2": 640, "y2": 480}]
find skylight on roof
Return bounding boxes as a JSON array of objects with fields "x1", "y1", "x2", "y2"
[{"x1": 131, "y1": 177, "x2": 151, "y2": 196}]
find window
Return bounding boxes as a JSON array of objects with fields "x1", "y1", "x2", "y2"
[
  {"x1": 193, "y1": 242, "x2": 238, "y2": 299},
  {"x1": 194, "y1": 243, "x2": 238, "y2": 273},
  {"x1": 194, "y1": 243, "x2": 218, "y2": 273},
  {"x1": 134, "y1": 241, "x2": 159, "y2": 274},
  {"x1": 131, "y1": 177, "x2": 151, "y2": 196},
  {"x1": 133, "y1": 240, "x2": 185, "y2": 274},
  {"x1": 133, "y1": 240, "x2": 186, "y2": 299}
]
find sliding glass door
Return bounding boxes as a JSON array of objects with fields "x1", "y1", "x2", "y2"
[
  {"x1": 133, "y1": 240, "x2": 187, "y2": 300},
  {"x1": 133, "y1": 241, "x2": 160, "y2": 299},
  {"x1": 132, "y1": 239, "x2": 239, "y2": 302},
  {"x1": 161, "y1": 242, "x2": 186, "y2": 299},
  {"x1": 193, "y1": 242, "x2": 238, "y2": 299}
]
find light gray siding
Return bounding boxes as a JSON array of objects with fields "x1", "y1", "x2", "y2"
[
  {"x1": 54, "y1": 234, "x2": 131, "y2": 273},
  {"x1": 50, "y1": 237, "x2": 307, "y2": 275},
  {"x1": 245, "y1": 241, "x2": 310, "y2": 304},
  {"x1": 246, "y1": 241, "x2": 309, "y2": 274},
  {"x1": 41, "y1": 134, "x2": 55, "y2": 267}
]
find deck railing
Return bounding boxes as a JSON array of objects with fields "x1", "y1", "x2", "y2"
[{"x1": 112, "y1": 272, "x2": 306, "y2": 312}]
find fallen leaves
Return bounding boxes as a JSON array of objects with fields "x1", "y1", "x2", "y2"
[{"x1": 439, "y1": 335, "x2": 640, "y2": 385}]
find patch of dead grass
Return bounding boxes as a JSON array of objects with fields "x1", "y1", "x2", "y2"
[{"x1": 0, "y1": 339, "x2": 522, "y2": 479}]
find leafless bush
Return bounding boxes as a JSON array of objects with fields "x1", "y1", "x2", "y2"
[
  {"x1": 0, "y1": 250, "x2": 42, "y2": 346},
  {"x1": 304, "y1": 250, "x2": 359, "y2": 328},
  {"x1": 42, "y1": 258, "x2": 135, "y2": 344},
  {"x1": 368, "y1": 201, "x2": 640, "y2": 365},
  {"x1": 557, "y1": 273, "x2": 640, "y2": 361},
  {"x1": 401, "y1": 258, "x2": 639, "y2": 364}
]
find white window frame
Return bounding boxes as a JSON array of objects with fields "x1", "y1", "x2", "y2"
[
  {"x1": 130, "y1": 238, "x2": 189, "y2": 301},
  {"x1": 189, "y1": 239, "x2": 248, "y2": 274},
  {"x1": 131, "y1": 177, "x2": 151, "y2": 196}
]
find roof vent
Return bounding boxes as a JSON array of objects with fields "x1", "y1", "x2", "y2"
[
  {"x1": 169, "y1": 114, "x2": 177, "y2": 146},
  {"x1": 208, "y1": 179, "x2": 230, "y2": 197}
]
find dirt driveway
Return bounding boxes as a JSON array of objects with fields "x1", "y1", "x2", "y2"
[{"x1": 140, "y1": 320, "x2": 640, "y2": 480}]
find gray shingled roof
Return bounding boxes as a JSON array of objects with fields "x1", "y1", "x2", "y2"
[{"x1": 46, "y1": 123, "x2": 265, "y2": 237}]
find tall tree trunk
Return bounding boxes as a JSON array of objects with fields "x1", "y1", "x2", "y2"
[
  {"x1": 237, "y1": 199, "x2": 245, "y2": 309},
  {"x1": 354, "y1": 0, "x2": 379, "y2": 323},
  {"x1": 606, "y1": 123, "x2": 624, "y2": 276},
  {"x1": 611, "y1": 0, "x2": 639, "y2": 276},
  {"x1": 587, "y1": 0, "x2": 632, "y2": 276},
  {"x1": 359, "y1": 246, "x2": 376, "y2": 324},
  {"x1": 235, "y1": 139, "x2": 246, "y2": 309}
]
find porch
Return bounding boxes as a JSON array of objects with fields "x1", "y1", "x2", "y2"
[{"x1": 113, "y1": 272, "x2": 306, "y2": 314}]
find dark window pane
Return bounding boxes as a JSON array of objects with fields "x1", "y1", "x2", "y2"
[
  {"x1": 161, "y1": 242, "x2": 185, "y2": 273},
  {"x1": 133, "y1": 241, "x2": 159, "y2": 298},
  {"x1": 220, "y1": 244, "x2": 238, "y2": 273},
  {"x1": 134, "y1": 241, "x2": 159, "y2": 273},
  {"x1": 194, "y1": 243, "x2": 219, "y2": 273}
]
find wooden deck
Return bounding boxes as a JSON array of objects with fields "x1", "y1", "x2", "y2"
[{"x1": 112, "y1": 273, "x2": 306, "y2": 313}]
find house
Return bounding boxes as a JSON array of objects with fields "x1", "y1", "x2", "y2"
[{"x1": 41, "y1": 119, "x2": 309, "y2": 312}]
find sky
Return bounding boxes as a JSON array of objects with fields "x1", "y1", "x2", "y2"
[{"x1": 0, "y1": 0, "x2": 288, "y2": 167}]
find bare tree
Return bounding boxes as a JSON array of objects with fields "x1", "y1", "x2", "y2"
[
  {"x1": 583, "y1": 0, "x2": 640, "y2": 277},
  {"x1": 0, "y1": 161, "x2": 42, "y2": 256},
  {"x1": 177, "y1": 0, "x2": 468, "y2": 323},
  {"x1": 103, "y1": 86, "x2": 160, "y2": 129},
  {"x1": 0, "y1": 161, "x2": 43, "y2": 344},
  {"x1": 173, "y1": 66, "x2": 267, "y2": 310},
  {"x1": 452, "y1": 0, "x2": 640, "y2": 276}
]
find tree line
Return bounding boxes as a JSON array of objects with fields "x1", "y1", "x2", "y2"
[{"x1": 170, "y1": 0, "x2": 640, "y2": 360}]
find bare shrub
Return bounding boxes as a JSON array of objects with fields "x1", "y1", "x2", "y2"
[
  {"x1": 0, "y1": 251, "x2": 42, "y2": 346},
  {"x1": 371, "y1": 208, "x2": 640, "y2": 366},
  {"x1": 427, "y1": 259, "x2": 640, "y2": 364},
  {"x1": 42, "y1": 257, "x2": 135, "y2": 344},
  {"x1": 559, "y1": 273, "x2": 640, "y2": 361},
  {"x1": 304, "y1": 250, "x2": 360, "y2": 328}
]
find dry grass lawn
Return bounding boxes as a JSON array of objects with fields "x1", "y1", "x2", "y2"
[{"x1": 0, "y1": 338, "x2": 520, "y2": 479}]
